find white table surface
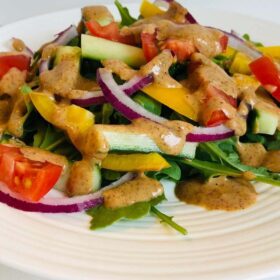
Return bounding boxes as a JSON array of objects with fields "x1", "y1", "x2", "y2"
[{"x1": 0, "y1": 0, "x2": 280, "y2": 279}]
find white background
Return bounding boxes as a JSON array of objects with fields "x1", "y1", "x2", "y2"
[{"x1": 0, "y1": 0, "x2": 280, "y2": 279}]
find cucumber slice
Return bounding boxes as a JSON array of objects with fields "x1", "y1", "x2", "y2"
[
  {"x1": 252, "y1": 108, "x2": 278, "y2": 135},
  {"x1": 81, "y1": 34, "x2": 146, "y2": 67},
  {"x1": 101, "y1": 130, "x2": 197, "y2": 159},
  {"x1": 92, "y1": 165, "x2": 102, "y2": 192}
]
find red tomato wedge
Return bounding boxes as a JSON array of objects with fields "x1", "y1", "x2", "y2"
[
  {"x1": 162, "y1": 39, "x2": 196, "y2": 62},
  {"x1": 0, "y1": 55, "x2": 30, "y2": 79},
  {"x1": 219, "y1": 35, "x2": 229, "y2": 52},
  {"x1": 0, "y1": 145, "x2": 63, "y2": 202},
  {"x1": 203, "y1": 85, "x2": 236, "y2": 127},
  {"x1": 86, "y1": 21, "x2": 135, "y2": 45},
  {"x1": 206, "y1": 110, "x2": 229, "y2": 127},
  {"x1": 249, "y1": 56, "x2": 280, "y2": 102},
  {"x1": 141, "y1": 32, "x2": 159, "y2": 62}
]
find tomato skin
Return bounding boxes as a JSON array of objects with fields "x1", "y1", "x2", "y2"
[
  {"x1": 219, "y1": 35, "x2": 229, "y2": 52},
  {"x1": 141, "y1": 32, "x2": 159, "y2": 62},
  {"x1": 206, "y1": 110, "x2": 229, "y2": 127},
  {"x1": 0, "y1": 145, "x2": 63, "y2": 202},
  {"x1": 203, "y1": 85, "x2": 236, "y2": 127},
  {"x1": 86, "y1": 21, "x2": 135, "y2": 45},
  {"x1": 0, "y1": 55, "x2": 30, "y2": 79},
  {"x1": 206, "y1": 85, "x2": 237, "y2": 108},
  {"x1": 162, "y1": 39, "x2": 195, "y2": 62},
  {"x1": 249, "y1": 56, "x2": 280, "y2": 102}
]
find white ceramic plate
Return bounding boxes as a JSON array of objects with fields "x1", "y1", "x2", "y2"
[{"x1": 0, "y1": 3, "x2": 280, "y2": 280}]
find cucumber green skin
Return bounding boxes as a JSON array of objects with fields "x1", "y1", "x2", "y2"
[
  {"x1": 103, "y1": 131, "x2": 197, "y2": 159},
  {"x1": 81, "y1": 34, "x2": 146, "y2": 68},
  {"x1": 253, "y1": 109, "x2": 278, "y2": 135},
  {"x1": 92, "y1": 165, "x2": 102, "y2": 192}
]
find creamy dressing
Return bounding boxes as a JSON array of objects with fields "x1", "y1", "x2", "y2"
[
  {"x1": 237, "y1": 142, "x2": 280, "y2": 172},
  {"x1": 176, "y1": 176, "x2": 257, "y2": 211},
  {"x1": 103, "y1": 174, "x2": 163, "y2": 209},
  {"x1": 237, "y1": 142, "x2": 267, "y2": 167},
  {"x1": 140, "y1": 50, "x2": 181, "y2": 88},
  {"x1": 67, "y1": 160, "x2": 97, "y2": 196},
  {"x1": 262, "y1": 150, "x2": 280, "y2": 173},
  {"x1": 0, "y1": 67, "x2": 27, "y2": 137}
]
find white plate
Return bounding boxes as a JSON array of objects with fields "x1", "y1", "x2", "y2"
[{"x1": 0, "y1": 3, "x2": 280, "y2": 280}]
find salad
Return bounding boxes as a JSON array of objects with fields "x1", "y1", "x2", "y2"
[{"x1": 0, "y1": 0, "x2": 280, "y2": 235}]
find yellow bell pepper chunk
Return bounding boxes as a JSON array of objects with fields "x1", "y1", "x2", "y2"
[
  {"x1": 233, "y1": 74, "x2": 260, "y2": 91},
  {"x1": 142, "y1": 84, "x2": 198, "y2": 121},
  {"x1": 140, "y1": 0, "x2": 165, "y2": 18},
  {"x1": 29, "y1": 92, "x2": 94, "y2": 135},
  {"x1": 258, "y1": 46, "x2": 280, "y2": 60},
  {"x1": 102, "y1": 153, "x2": 170, "y2": 172},
  {"x1": 224, "y1": 46, "x2": 236, "y2": 57},
  {"x1": 230, "y1": 52, "x2": 251, "y2": 75}
]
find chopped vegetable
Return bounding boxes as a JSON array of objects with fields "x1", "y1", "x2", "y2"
[
  {"x1": 140, "y1": 0, "x2": 165, "y2": 18},
  {"x1": 0, "y1": 145, "x2": 63, "y2": 201},
  {"x1": 0, "y1": 55, "x2": 30, "y2": 78},
  {"x1": 102, "y1": 153, "x2": 170, "y2": 172},
  {"x1": 249, "y1": 56, "x2": 280, "y2": 102}
]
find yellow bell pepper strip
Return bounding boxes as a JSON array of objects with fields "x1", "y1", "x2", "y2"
[
  {"x1": 140, "y1": 0, "x2": 165, "y2": 18},
  {"x1": 29, "y1": 92, "x2": 94, "y2": 135},
  {"x1": 233, "y1": 74, "x2": 260, "y2": 91},
  {"x1": 225, "y1": 46, "x2": 280, "y2": 75},
  {"x1": 142, "y1": 84, "x2": 199, "y2": 121},
  {"x1": 224, "y1": 46, "x2": 236, "y2": 57},
  {"x1": 258, "y1": 46, "x2": 280, "y2": 60},
  {"x1": 230, "y1": 52, "x2": 251, "y2": 75},
  {"x1": 101, "y1": 153, "x2": 170, "y2": 172}
]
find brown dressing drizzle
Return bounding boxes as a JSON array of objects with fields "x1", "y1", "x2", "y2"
[
  {"x1": 176, "y1": 176, "x2": 257, "y2": 211},
  {"x1": 103, "y1": 173, "x2": 163, "y2": 209}
]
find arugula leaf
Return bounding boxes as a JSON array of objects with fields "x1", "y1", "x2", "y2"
[
  {"x1": 87, "y1": 195, "x2": 165, "y2": 230},
  {"x1": 151, "y1": 206, "x2": 187, "y2": 235},
  {"x1": 199, "y1": 141, "x2": 280, "y2": 186},
  {"x1": 178, "y1": 158, "x2": 242, "y2": 178},
  {"x1": 114, "y1": 0, "x2": 136, "y2": 27},
  {"x1": 149, "y1": 161, "x2": 181, "y2": 181}
]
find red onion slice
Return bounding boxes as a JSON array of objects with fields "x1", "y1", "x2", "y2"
[
  {"x1": 39, "y1": 58, "x2": 50, "y2": 73},
  {"x1": 97, "y1": 68, "x2": 166, "y2": 123},
  {"x1": 71, "y1": 91, "x2": 105, "y2": 107},
  {"x1": 52, "y1": 25, "x2": 78, "y2": 46},
  {"x1": 207, "y1": 27, "x2": 262, "y2": 60},
  {"x1": 71, "y1": 74, "x2": 153, "y2": 107},
  {"x1": 226, "y1": 31, "x2": 262, "y2": 60},
  {"x1": 186, "y1": 124, "x2": 234, "y2": 142},
  {"x1": 185, "y1": 12, "x2": 198, "y2": 24},
  {"x1": 120, "y1": 74, "x2": 154, "y2": 95},
  {"x1": 0, "y1": 172, "x2": 135, "y2": 213}
]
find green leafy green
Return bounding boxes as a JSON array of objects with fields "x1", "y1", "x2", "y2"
[
  {"x1": 133, "y1": 92, "x2": 162, "y2": 116},
  {"x1": 212, "y1": 54, "x2": 233, "y2": 71},
  {"x1": 243, "y1": 33, "x2": 264, "y2": 47},
  {"x1": 169, "y1": 62, "x2": 188, "y2": 80},
  {"x1": 151, "y1": 206, "x2": 187, "y2": 235},
  {"x1": 102, "y1": 103, "x2": 114, "y2": 124},
  {"x1": 87, "y1": 194, "x2": 187, "y2": 235},
  {"x1": 102, "y1": 169, "x2": 122, "y2": 181},
  {"x1": 198, "y1": 140, "x2": 280, "y2": 186},
  {"x1": 114, "y1": 0, "x2": 137, "y2": 27},
  {"x1": 149, "y1": 161, "x2": 181, "y2": 181},
  {"x1": 87, "y1": 195, "x2": 165, "y2": 230},
  {"x1": 178, "y1": 158, "x2": 242, "y2": 178}
]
